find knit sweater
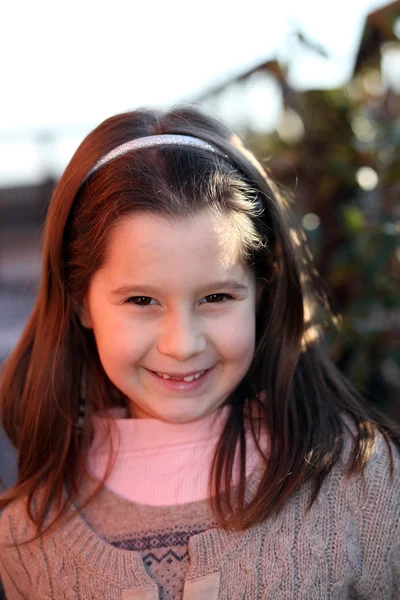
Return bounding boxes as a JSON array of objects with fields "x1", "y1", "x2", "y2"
[
  {"x1": 78, "y1": 406, "x2": 242, "y2": 599},
  {"x1": 0, "y1": 420, "x2": 399, "y2": 599},
  {"x1": 77, "y1": 475, "x2": 218, "y2": 600}
]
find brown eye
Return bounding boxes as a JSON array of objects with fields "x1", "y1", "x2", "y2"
[
  {"x1": 127, "y1": 296, "x2": 154, "y2": 306},
  {"x1": 204, "y1": 294, "x2": 232, "y2": 303}
]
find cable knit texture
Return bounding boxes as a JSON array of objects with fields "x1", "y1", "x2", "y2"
[
  {"x1": 77, "y1": 476, "x2": 219, "y2": 600},
  {"x1": 0, "y1": 416, "x2": 399, "y2": 599}
]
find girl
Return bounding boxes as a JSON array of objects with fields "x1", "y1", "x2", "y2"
[{"x1": 0, "y1": 105, "x2": 399, "y2": 600}]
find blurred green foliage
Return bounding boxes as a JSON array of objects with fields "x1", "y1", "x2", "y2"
[{"x1": 243, "y1": 6, "x2": 400, "y2": 418}]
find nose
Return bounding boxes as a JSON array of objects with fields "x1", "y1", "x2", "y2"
[{"x1": 156, "y1": 309, "x2": 206, "y2": 361}]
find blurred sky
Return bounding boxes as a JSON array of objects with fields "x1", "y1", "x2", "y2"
[{"x1": 0, "y1": 0, "x2": 392, "y2": 184}]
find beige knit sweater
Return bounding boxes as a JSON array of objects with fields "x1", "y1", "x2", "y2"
[{"x1": 0, "y1": 430, "x2": 399, "y2": 599}]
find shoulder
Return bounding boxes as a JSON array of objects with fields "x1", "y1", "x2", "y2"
[
  {"x1": 0, "y1": 495, "x2": 34, "y2": 551},
  {"x1": 291, "y1": 422, "x2": 400, "y2": 592},
  {"x1": 0, "y1": 496, "x2": 33, "y2": 593},
  {"x1": 0, "y1": 494, "x2": 59, "y2": 598},
  {"x1": 330, "y1": 418, "x2": 400, "y2": 559},
  {"x1": 339, "y1": 413, "x2": 400, "y2": 494},
  {"x1": 0, "y1": 482, "x2": 55, "y2": 552}
]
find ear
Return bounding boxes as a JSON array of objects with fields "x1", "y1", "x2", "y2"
[{"x1": 74, "y1": 299, "x2": 93, "y2": 329}]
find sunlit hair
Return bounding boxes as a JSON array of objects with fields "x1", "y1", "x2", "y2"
[{"x1": 1, "y1": 105, "x2": 399, "y2": 545}]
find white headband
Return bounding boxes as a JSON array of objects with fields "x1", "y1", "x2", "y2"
[{"x1": 83, "y1": 134, "x2": 230, "y2": 183}]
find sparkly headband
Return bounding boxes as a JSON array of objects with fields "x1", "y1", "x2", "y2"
[{"x1": 83, "y1": 134, "x2": 230, "y2": 183}]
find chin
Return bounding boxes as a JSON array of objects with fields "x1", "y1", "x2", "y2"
[
  {"x1": 159, "y1": 405, "x2": 216, "y2": 424},
  {"x1": 161, "y1": 411, "x2": 204, "y2": 424}
]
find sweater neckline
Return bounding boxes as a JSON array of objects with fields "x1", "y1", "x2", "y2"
[
  {"x1": 55, "y1": 468, "x2": 264, "y2": 590},
  {"x1": 54, "y1": 405, "x2": 269, "y2": 587}
]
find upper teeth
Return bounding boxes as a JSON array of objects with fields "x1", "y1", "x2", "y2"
[{"x1": 156, "y1": 370, "x2": 206, "y2": 382}]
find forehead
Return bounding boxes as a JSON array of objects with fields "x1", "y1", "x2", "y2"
[{"x1": 103, "y1": 211, "x2": 247, "y2": 277}]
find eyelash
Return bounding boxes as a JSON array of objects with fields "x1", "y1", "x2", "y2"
[{"x1": 124, "y1": 294, "x2": 234, "y2": 307}]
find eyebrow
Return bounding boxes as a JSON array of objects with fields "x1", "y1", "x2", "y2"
[{"x1": 110, "y1": 279, "x2": 249, "y2": 297}]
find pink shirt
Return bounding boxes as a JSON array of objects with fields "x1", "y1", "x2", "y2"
[{"x1": 87, "y1": 405, "x2": 268, "y2": 506}]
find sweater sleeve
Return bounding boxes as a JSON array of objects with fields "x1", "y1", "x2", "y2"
[
  {"x1": 350, "y1": 432, "x2": 400, "y2": 598},
  {"x1": 388, "y1": 521, "x2": 400, "y2": 597}
]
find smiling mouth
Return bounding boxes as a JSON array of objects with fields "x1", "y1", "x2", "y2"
[{"x1": 151, "y1": 370, "x2": 208, "y2": 382}]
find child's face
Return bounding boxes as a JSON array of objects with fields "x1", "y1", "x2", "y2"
[{"x1": 81, "y1": 210, "x2": 258, "y2": 423}]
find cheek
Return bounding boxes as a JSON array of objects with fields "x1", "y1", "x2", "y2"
[
  {"x1": 215, "y1": 308, "x2": 256, "y2": 364},
  {"x1": 225, "y1": 325, "x2": 255, "y2": 361},
  {"x1": 91, "y1": 314, "x2": 144, "y2": 366}
]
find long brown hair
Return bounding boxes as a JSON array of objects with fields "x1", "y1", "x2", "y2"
[{"x1": 1, "y1": 105, "x2": 399, "y2": 545}]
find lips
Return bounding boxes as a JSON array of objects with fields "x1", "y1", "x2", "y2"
[
  {"x1": 145, "y1": 366, "x2": 214, "y2": 391},
  {"x1": 152, "y1": 369, "x2": 209, "y2": 382},
  {"x1": 152, "y1": 369, "x2": 209, "y2": 378},
  {"x1": 156, "y1": 371, "x2": 206, "y2": 383}
]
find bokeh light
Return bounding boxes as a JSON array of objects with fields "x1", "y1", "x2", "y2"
[
  {"x1": 277, "y1": 109, "x2": 305, "y2": 144},
  {"x1": 356, "y1": 166, "x2": 379, "y2": 190},
  {"x1": 302, "y1": 213, "x2": 321, "y2": 231}
]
